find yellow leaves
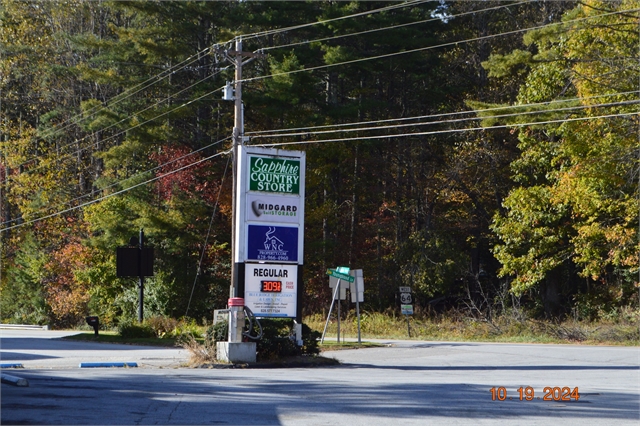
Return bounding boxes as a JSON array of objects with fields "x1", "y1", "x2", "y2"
[{"x1": 45, "y1": 240, "x2": 91, "y2": 321}]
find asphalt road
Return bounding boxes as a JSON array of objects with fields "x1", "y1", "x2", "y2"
[{"x1": 1, "y1": 329, "x2": 638, "y2": 425}]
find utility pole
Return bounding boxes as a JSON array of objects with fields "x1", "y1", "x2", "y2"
[{"x1": 223, "y1": 38, "x2": 264, "y2": 299}]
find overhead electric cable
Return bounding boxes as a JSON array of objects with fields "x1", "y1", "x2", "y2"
[
  {"x1": 5, "y1": 5, "x2": 635, "y2": 188},
  {"x1": 5, "y1": 0, "x2": 587, "y2": 180},
  {"x1": 2, "y1": 76, "x2": 229, "y2": 186},
  {"x1": 27, "y1": 0, "x2": 436, "y2": 162},
  {"x1": 246, "y1": 90, "x2": 640, "y2": 136},
  {"x1": 0, "y1": 148, "x2": 232, "y2": 233},
  {"x1": 0, "y1": 136, "x2": 231, "y2": 228},
  {"x1": 6, "y1": 94, "x2": 637, "y2": 229},
  {"x1": 37, "y1": 44, "x2": 220, "y2": 147},
  {"x1": 185, "y1": 154, "x2": 231, "y2": 318},
  {"x1": 260, "y1": 0, "x2": 532, "y2": 52},
  {"x1": 2, "y1": 109, "x2": 636, "y2": 233},
  {"x1": 250, "y1": 111, "x2": 639, "y2": 149},
  {"x1": 247, "y1": 98, "x2": 640, "y2": 140},
  {"x1": 239, "y1": 0, "x2": 431, "y2": 41},
  {"x1": 242, "y1": 8, "x2": 640, "y2": 85}
]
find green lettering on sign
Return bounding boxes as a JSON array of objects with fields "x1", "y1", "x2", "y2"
[{"x1": 249, "y1": 156, "x2": 301, "y2": 194}]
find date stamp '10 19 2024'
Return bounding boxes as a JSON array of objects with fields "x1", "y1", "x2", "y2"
[{"x1": 490, "y1": 387, "x2": 580, "y2": 401}]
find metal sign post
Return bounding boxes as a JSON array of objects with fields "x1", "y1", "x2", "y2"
[
  {"x1": 116, "y1": 229, "x2": 154, "y2": 323},
  {"x1": 321, "y1": 267, "x2": 353, "y2": 343},
  {"x1": 321, "y1": 279, "x2": 342, "y2": 343},
  {"x1": 399, "y1": 287, "x2": 413, "y2": 338}
]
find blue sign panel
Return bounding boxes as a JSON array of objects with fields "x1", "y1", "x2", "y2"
[{"x1": 247, "y1": 225, "x2": 299, "y2": 262}]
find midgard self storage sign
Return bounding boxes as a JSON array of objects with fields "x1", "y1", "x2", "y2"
[
  {"x1": 245, "y1": 263, "x2": 297, "y2": 318},
  {"x1": 249, "y1": 156, "x2": 300, "y2": 194},
  {"x1": 246, "y1": 193, "x2": 301, "y2": 224}
]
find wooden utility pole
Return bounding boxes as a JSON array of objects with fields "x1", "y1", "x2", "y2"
[{"x1": 224, "y1": 38, "x2": 264, "y2": 299}]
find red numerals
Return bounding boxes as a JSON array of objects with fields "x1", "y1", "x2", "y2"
[{"x1": 261, "y1": 280, "x2": 282, "y2": 292}]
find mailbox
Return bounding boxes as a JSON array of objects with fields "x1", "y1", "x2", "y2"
[{"x1": 85, "y1": 316, "x2": 99, "y2": 336}]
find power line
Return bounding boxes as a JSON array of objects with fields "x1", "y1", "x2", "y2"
[
  {"x1": 18, "y1": 0, "x2": 436, "y2": 168},
  {"x1": 250, "y1": 111, "x2": 640, "y2": 149},
  {"x1": 260, "y1": 0, "x2": 532, "y2": 53},
  {"x1": 3, "y1": 108, "x2": 636, "y2": 233},
  {"x1": 0, "y1": 136, "x2": 231, "y2": 228},
  {"x1": 247, "y1": 97, "x2": 640, "y2": 140},
  {"x1": 6, "y1": 93, "x2": 636, "y2": 229},
  {"x1": 5, "y1": 5, "x2": 640, "y2": 188},
  {"x1": 0, "y1": 0, "x2": 555, "y2": 181},
  {"x1": 4, "y1": 3, "x2": 636, "y2": 222},
  {"x1": 0, "y1": 148, "x2": 232, "y2": 233},
  {"x1": 36, "y1": 45, "x2": 221, "y2": 150},
  {"x1": 239, "y1": 0, "x2": 432, "y2": 42},
  {"x1": 2, "y1": 75, "x2": 229, "y2": 186},
  {"x1": 242, "y1": 7, "x2": 640, "y2": 85}
]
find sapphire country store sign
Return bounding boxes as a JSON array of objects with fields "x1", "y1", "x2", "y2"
[
  {"x1": 249, "y1": 156, "x2": 300, "y2": 194},
  {"x1": 246, "y1": 225, "x2": 298, "y2": 263}
]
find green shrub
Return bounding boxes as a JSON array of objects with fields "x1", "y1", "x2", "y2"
[
  {"x1": 146, "y1": 316, "x2": 179, "y2": 338},
  {"x1": 301, "y1": 323, "x2": 321, "y2": 356},
  {"x1": 206, "y1": 320, "x2": 228, "y2": 342},
  {"x1": 255, "y1": 319, "x2": 320, "y2": 361},
  {"x1": 117, "y1": 321, "x2": 156, "y2": 339},
  {"x1": 169, "y1": 318, "x2": 203, "y2": 339}
]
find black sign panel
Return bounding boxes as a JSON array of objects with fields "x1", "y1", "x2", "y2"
[{"x1": 116, "y1": 247, "x2": 154, "y2": 277}]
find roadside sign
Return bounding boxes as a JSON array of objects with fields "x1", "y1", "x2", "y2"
[
  {"x1": 328, "y1": 277, "x2": 347, "y2": 300},
  {"x1": 401, "y1": 304, "x2": 414, "y2": 315},
  {"x1": 326, "y1": 268, "x2": 354, "y2": 283},
  {"x1": 244, "y1": 263, "x2": 298, "y2": 318},
  {"x1": 400, "y1": 293, "x2": 412, "y2": 304},
  {"x1": 213, "y1": 309, "x2": 229, "y2": 325},
  {"x1": 399, "y1": 286, "x2": 411, "y2": 293},
  {"x1": 349, "y1": 269, "x2": 364, "y2": 303}
]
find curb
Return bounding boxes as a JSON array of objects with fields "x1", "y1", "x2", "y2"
[
  {"x1": 0, "y1": 324, "x2": 49, "y2": 330},
  {"x1": 79, "y1": 362, "x2": 138, "y2": 368},
  {"x1": 1, "y1": 373, "x2": 29, "y2": 387},
  {"x1": 0, "y1": 363, "x2": 24, "y2": 369}
]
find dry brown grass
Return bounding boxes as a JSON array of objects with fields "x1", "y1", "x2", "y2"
[{"x1": 179, "y1": 335, "x2": 219, "y2": 366}]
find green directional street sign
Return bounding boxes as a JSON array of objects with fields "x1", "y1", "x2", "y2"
[{"x1": 326, "y1": 268, "x2": 354, "y2": 283}]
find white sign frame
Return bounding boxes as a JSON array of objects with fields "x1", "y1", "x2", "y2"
[
  {"x1": 235, "y1": 146, "x2": 305, "y2": 264},
  {"x1": 244, "y1": 263, "x2": 298, "y2": 318}
]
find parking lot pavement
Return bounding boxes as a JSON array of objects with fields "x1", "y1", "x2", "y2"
[
  {"x1": 0, "y1": 330, "x2": 640, "y2": 426},
  {"x1": 0, "y1": 328, "x2": 188, "y2": 369},
  {"x1": 1, "y1": 329, "x2": 639, "y2": 425}
]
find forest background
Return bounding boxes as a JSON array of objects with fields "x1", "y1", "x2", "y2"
[{"x1": 1, "y1": 0, "x2": 638, "y2": 332}]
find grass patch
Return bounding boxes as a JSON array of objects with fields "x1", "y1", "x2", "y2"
[{"x1": 305, "y1": 311, "x2": 640, "y2": 346}]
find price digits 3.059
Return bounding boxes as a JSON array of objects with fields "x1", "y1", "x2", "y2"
[{"x1": 490, "y1": 386, "x2": 580, "y2": 401}]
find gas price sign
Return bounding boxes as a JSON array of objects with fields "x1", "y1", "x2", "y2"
[
  {"x1": 245, "y1": 264, "x2": 297, "y2": 318},
  {"x1": 261, "y1": 280, "x2": 282, "y2": 293}
]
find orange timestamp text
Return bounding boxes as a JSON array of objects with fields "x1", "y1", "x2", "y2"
[{"x1": 490, "y1": 386, "x2": 580, "y2": 401}]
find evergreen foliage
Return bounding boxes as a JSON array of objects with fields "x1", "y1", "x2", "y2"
[{"x1": 0, "y1": 0, "x2": 637, "y2": 327}]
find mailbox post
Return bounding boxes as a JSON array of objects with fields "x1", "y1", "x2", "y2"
[{"x1": 85, "y1": 316, "x2": 99, "y2": 336}]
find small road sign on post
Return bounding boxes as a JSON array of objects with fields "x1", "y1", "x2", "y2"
[
  {"x1": 401, "y1": 305, "x2": 414, "y2": 315},
  {"x1": 326, "y1": 268, "x2": 354, "y2": 283},
  {"x1": 399, "y1": 287, "x2": 413, "y2": 337},
  {"x1": 322, "y1": 267, "x2": 352, "y2": 343}
]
